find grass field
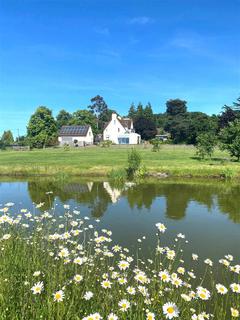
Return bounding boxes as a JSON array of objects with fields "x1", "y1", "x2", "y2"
[{"x1": 0, "y1": 144, "x2": 240, "y2": 178}]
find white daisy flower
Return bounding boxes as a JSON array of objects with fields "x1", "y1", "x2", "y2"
[
  {"x1": 162, "y1": 302, "x2": 179, "y2": 319},
  {"x1": 31, "y1": 281, "x2": 44, "y2": 295},
  {"x1": 107, "y1": 313, "x2": 118, "y2": 320},
  {"x1": 118, "y1": 299, "x2": 130, "y2": 312},
  {"x1": 53, "y1": 290, "x2": 64, "y2": 302},
  {"x1": 155, "y1": 222, "x2": 166, "y2": 233},
  {"x1": 216, "y1": 283, "x2": 228, "y2": 295},
  {"x1": 84, "y1": 291, "x2": 93, "y2": 300}
]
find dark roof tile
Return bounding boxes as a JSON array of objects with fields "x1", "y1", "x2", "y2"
[{"x1": 59, "y1": 125, "x2": 90, "y2": 137}]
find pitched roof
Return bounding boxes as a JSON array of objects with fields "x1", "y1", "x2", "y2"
[
  {"x1": 103, "y1": 116, "x2": 133, "y2": 131},
  {"x1": 119, "y1": 118, "x2": 132, "y2": 129},
  {"x1": 59, "y1": 125, "x2": 90, "y2": 137}
]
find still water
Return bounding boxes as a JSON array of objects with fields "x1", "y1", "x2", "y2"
[{"x1": 0, "y1": 178, "x2": 240, "y2": 265}]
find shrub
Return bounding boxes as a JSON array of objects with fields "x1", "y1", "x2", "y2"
[
  {"x1": 150, "y1": 138, "x2": 162, "y2": 152},
  {"x1": 63, "y1": 143, "x2": 70, "y2": 151},
  {"x1": 135, "y1": 165, "x2": 148, "y2": 179},
  {"x1": 100, "y1": 140, "x2": 112, "y2": 148},
  {"x1": 126, "y1": 148, "x2": 141, "y2": 179},
  {"x1": 195, "y1": 133, "x2": 216, "y2": 160}
]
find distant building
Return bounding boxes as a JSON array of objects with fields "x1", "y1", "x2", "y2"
[
  {"x1": 155, "y1": 134, "x2": 169, "y2": 142},
  {"x1": 103, "y1": 113, "x2": 141, "y2": 145},
  {"x1": 58, "y1": 125, "x2": 93, "y2": 147}
]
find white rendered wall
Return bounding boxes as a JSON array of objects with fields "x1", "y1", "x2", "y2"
[{"x1": 58, "y1": 127, "x2": 93, "y2": 145}]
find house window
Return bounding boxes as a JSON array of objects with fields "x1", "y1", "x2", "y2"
[
  {"x1": 118, "y1": 137, "x2": 129, "y2": 144},
  {"x1": 114, "y1": 120, "x2": 116, "y2": 125},
  {"x1": 118, "y1": 128, "x2": 120, "y2": 132}
]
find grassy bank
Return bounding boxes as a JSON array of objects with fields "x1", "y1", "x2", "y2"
[{"x1": 1, "y1": 145, "x2": 240, "y2": 178}]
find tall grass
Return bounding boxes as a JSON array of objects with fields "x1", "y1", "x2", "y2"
[{"x1": 0, "y1": 203, "x2": 239, "y2": 319}]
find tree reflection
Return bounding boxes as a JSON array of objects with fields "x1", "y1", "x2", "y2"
[{"x1": 27, "y1": 179, "x2": 240, "y2": 223}]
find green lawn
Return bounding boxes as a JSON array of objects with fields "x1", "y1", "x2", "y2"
[{"x1": 0, "y1": 144, "x2": 240, "y2": 178}]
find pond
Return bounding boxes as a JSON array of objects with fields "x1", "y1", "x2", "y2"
[{"x1": 1, "y1": 177, "x2": 240, "y2": 268}]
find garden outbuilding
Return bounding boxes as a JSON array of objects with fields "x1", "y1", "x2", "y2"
[{"x1": 58, "y1": 125, "x2": 93, "y2": 147}]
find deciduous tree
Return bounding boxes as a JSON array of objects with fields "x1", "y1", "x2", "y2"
[
  {"x1": 71, "y1": 110, "x2": 98, "y2": 135},
  {"x1": 27, "y1": 106, "x2": 57, "y2": 148},
  {"x1": 195, "y1": 133, "x2": 216, "y2": 159},
  {"x1": 1, "y1": 130, "x2": 14, "y2": 146},
  {"x1": 56, "y1": 110, "x2": 72, "y2": 129}
]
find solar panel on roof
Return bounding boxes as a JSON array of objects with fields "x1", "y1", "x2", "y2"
[{"x1": 59, "y1": 125, "x2": 89, "y2": 136}]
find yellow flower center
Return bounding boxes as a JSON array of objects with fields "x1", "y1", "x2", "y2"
[
  {"x1": 167, "y1": 307, "x2": 174, "y2": 314},
  {"x1": 55, "y1": 293, "x2": 61, "y2": 300}
]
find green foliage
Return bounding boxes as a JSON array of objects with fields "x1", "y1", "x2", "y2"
[
  {"x1": 195, "y1": 133, "x2": 216, "y2": 160},
  {"x1": 87, "y1": 95, "x2": 109, "y2": 132},
  {"x1": 100, "y1": 140, "x2": 112, "y2": 147},
  {"x1": 27, "y1": 107, "x2": 57, "y2": 148},
  {"x1": 220, "y1": 168, "x2": 235, "y2": 180},
  {"x1": 218, "y1": 98, "x2": 240, "y2": 130},
  {"x1": 220, "y1": 119, "x2": 240, "y2": 161},
  {"x1": 0, "y1": 139, "x2": 6, "y2": 150},
  {"x1": 164, "y1": 112, "x2": 216, "y2": 145},
  {"x1": 128, "y1": 102, "x2": 154, "y2": 122},
  {"x1": 166, "y1": 99, "x2": 187, "y2": 116},
  {"x1": 70, "y1": 110, "x2": 98, "y2": 135},
  {"x1": 188, "y1": 112, "x2": 217, "y2": 145},
  {"x1": 56, "y1": 109, "x2": 72, "y2": 130},
  {"x1": 63, "y1": 143, "x2": 70, "y2": 151},
  {"x1": 88, "y1": 95, "x2": 108, "y2": 119},
  {"x1": 143, "y1": 102, "x2": 154, "y2": 120},
  {"x1": 154, "y1": 113, "x2": 168, "y2": 130},
  {"x1": 17, "y1": 135, "x2": 28, "y2": 146},
  {"x1": 218, "y1": 105, "x2": 240, "y2": 129},
  {"x1": 136, "y1": 102, "x2": 144, "y2": 117},
  {"x1": 134, "y1": 116, "x2": 157, "y2": 140},
  {"x1": 164, "y1": 115, "x2": 190, "y2": 144},
  {"x1": 126, "y1": 148, "x2": 141, "y2": 179},
  {"x1": 135, "y1": 165, "x2": 148, "y2": 179},
  {"x1": 108, "y1": 168, "x2": 127, "y2": 184},
  {"x1": 128, "y1": 103, "x2": 136, "y2": 118},
  {"x1": 1, "y1": 130, "x2": 14, "y2": 146},
  {"x1": 150, "y1": 138, "x2": 162, "y2": 152}
]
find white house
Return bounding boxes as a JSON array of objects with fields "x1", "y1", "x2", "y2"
[
  {"x1": 58, "y1": 125, "x2": 93, "y2": 147},
  {"x1": 103, "y1": 113, "x2": 141, "y2": 144}
]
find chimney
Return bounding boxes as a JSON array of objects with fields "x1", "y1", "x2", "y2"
[{"x1": 112, "y1": 113, "x2": 117, "y2": 120}]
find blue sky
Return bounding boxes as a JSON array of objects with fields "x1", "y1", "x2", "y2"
[{"x1": 0, "y1": 0, "x2": 239, "y2": 136}]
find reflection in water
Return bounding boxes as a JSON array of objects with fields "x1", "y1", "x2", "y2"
[{"x1": 27, "y1": 179, "x2": 240, "y2": 223}]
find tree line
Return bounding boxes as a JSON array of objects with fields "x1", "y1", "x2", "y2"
[{"x1": 1, "y1": 95, "x2": 240, "y2": 160}]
